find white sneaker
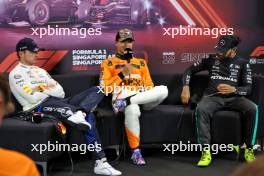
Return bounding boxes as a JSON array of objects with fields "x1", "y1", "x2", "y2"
[
  {"x1": 94, "y1": 158, "x2": 122, "y2": 175},
  {"x1": 67, "y1": 111, "x2": 91, "y2": 131}
]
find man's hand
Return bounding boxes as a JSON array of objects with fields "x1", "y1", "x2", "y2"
[
  {"x1": 47, "y1": 80, "x2": 57, "y2": 89},
  {"x1": 122, "y1": 64, "x2": 134, "y2": 76},
  {"x1": 181, "y1": 85, "x2": 190, "y2": 105},
  {"x1": 32, "y1": 82, "x2": 57, "y2": 92},
  {"x1": 217, "y1": 84, "x2": 236, "y2": 94},
  {"x1": 32, "y1": 86, "x2": 43, "y2": 92}
]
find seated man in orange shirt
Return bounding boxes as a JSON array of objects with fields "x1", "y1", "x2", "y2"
[
  {"x1": 0, "y1": 76, "x2": 40, "y2": 176},
  {"x1": 100, "y1": 28, "x2": 168, "y2": 165}
]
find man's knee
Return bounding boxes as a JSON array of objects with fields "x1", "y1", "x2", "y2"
[
  {"x1": 238, "y1": 98, "x2": 258, "y2": 115},
  {"x1": 125, "y1": 104, "x2": 141, "y2": 118},
  {"x1": 245, "y1": 103, "x2": 258, "y2": 117},
  {"x1": 196, "y1": 101, "x2": 213, "y2": 115},
  {"x1": 154, "y1": 85, "x2": 168, "y2": 99}
]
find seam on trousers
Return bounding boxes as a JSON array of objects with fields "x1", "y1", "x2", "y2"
[
  {"x1": 251, "y1": 104, "x2": 259, "y2": 146},
  {"x1": 195, "y1": 109, "x2": 201, "y2": 144}
]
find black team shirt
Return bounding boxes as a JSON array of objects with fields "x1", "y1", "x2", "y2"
[{"x1": 182, "y1": 55, "x2": 252, "y2": 96}]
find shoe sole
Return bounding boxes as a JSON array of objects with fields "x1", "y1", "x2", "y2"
[
  {"x1": 65, "y1": 120, "x2": 89, "y2": 131},
  {"x1": 197, "y1": 164, "x2": 211, "y2": 167},
  {"x1": 94, "y1": 169, "x2": 122, "y2": 176},
  {"x1": 131, "y1": 159, "x2": 146, "y2": 166},
  {"x1": 197, "y1": 161, "x2": 212, "y2": 167}
]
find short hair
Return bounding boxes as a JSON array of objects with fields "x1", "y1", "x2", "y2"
[{"x1": 230, "y1": 35, "x2": 241, "y2": 48}]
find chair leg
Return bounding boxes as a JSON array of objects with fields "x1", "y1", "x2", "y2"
[
  {"x1": 36, "y1": 161, "x2": 48, "y2": 176},
  {"x1": 106, "y1": 145, "x2": 120, "y2": 157},
  {"x1": 261, "y1": 138, "x2": 264, "y2": 151},
  {"x1": 114, "y1": 145, "x2": 120, "y2": 156}
]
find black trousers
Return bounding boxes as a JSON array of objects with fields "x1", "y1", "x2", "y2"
[
  {"x1": 38, "y1": 86, "x2": 104, "y2": 116},
  {"x1": 195, "y1": 96, "x2": 258, "y2": 147}
]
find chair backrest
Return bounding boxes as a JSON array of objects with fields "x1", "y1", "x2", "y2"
[{"x1": 51, "y1": 73, "x2": 263, "y2": 106}]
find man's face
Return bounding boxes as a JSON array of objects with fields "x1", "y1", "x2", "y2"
[
  {"x1": 115, "y1": 39, "x2": 133, "y2": 54},
  {"x1": 217, "y1": 48, "x2": 236, "y2": 59},
  {"x1": 19, "y1": 50, "x2": 38, "y2": 65}
]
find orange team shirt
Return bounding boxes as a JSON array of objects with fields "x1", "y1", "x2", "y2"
[
  {"x1": 100, "y1": 56, "x2": 154, "y2": 94},
  {"x1": 0, "y1": 148, "x2": 40, "y2": 176}
]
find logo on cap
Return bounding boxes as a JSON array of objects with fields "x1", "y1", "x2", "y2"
[
  {"x1": 117, "y1": 28, "x2": 134, "y2": 41},
  {"x1": 220, "y1": 39, "x2": 226, "y2": 47}
]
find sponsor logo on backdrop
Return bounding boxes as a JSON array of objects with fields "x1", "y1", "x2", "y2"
[
  {"x1": 250, "y1": 46, "x2": 264, "y2": 57},
  {"x1": 249, "y1": 58, "x2": 264, "y2": 64},
  {"x1": 250, "y1": 58, "x2": 257, "y2": 64},
  {"x1": 250, "y1": 46, "x2": 264, "y2": 64},
  {"x1": 162, "y1": 52, "x2": 176, "y2": 64},
  {"x1": 72, "y1": 50, "x2": 149, "y2": 71},
  {"x1": 72, "y1": 49, "x2": 114, "y2": 71},
  {"x1": 180, "y1": 53, "x2": 211, "y2": 63}
]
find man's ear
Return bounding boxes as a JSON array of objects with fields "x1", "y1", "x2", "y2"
[
  {"x1": 18, "y1": 51, "x2": 23, "y2": 58},
  {"x1": 115, "y1": 40, "x2": 121, "y2": 48}
]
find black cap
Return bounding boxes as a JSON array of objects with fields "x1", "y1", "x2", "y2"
[
  {"x1": 16, "y1": 37, "x2": 39, "y2": 53},
  {"x1": 215, "y1": 35, "x2": 241, "y2": 53},
  {"x1": 115, "y1": 28, "x2": 134, "y2": 42}
]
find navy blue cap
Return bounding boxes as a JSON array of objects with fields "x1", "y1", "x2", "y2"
[{"x1": 16, "y1": 37, "x2": 39, "y2": 53}]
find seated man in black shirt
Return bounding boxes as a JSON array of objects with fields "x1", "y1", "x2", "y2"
[{"x1": 181, "y1": 35, "x2": 258, "y2": 166}]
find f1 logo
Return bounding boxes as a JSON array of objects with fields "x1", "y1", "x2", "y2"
[
  {"x1": 0, "y1": 50, "x2": 68, "y2": 73},
  {"x1": 250, "y1": 46, "x2": 264, "y2": 57}
]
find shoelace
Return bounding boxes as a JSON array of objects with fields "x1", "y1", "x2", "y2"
[
  {"x1": 247, "y1": 149, "x2": 254, "y2": 158},
  {"x1": 201, "y1": 153, "x2": 209, "y2": 161},
  {"x1": 132, "y1": 152, "x2": 142, "y2": 162},
  {"x1": 135, "y1": 151, "x2": 143, "y2": 158},
  {"x1": 103, "y1": 161, "x2": 112, "y2": 169}
]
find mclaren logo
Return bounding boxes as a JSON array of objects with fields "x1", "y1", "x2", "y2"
[{"x1": 0, "y1": 50, "x2": 68, "y2": 73}]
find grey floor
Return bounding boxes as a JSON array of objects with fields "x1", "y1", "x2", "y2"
[{"x1": 43, "y1": 149, "x2": 262, "y2": 176}]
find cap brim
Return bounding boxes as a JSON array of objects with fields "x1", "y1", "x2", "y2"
[
  {"x1": 28, "y1": 48, "x2": 40, "y2": 53},
  {"x1": 215, "y1": 45, "x2": 229, "y2": 53},
  {"x1": 120, "y1": 38, "x2": 134, "y2": 42}
]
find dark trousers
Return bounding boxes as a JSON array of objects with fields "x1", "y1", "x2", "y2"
[
  {"x1": 195, "y1": 96, "x2": 258, "y2": 148},
  {"x1": 34, "y1": 86, "x2": 106, "y2": 159}
]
